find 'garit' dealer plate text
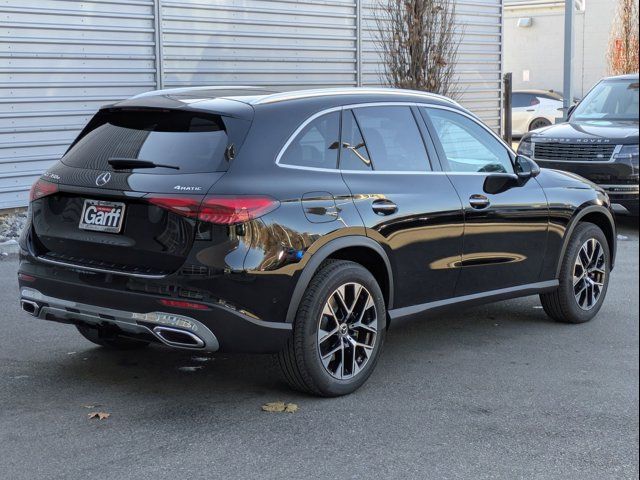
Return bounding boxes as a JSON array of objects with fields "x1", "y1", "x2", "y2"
[{"x1": 79, "y1": 199, "x2": 126, "y2": 233}]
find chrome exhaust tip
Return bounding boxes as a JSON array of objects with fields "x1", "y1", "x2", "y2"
[
  {"x1": 21, "y1": 299, "x2": 40, "y2": 317},
  {"x1": 152, "y1": 326, "x2": 205, "y2": 349}
]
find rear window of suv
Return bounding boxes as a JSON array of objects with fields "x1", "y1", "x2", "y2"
[{"x1": 62, "y1": 109, "x2": 238, "y2": 173}]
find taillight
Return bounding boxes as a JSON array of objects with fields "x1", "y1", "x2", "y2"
[
  {"x1": 147, "y1": 195, "x2": 201, "y2": 219},
  {"x1": 29, "y1": 179, "x2": 58, "y2": 202},
  {"x1": 199, "y1": 196, "x2": 279, "y2": 225},
  {"x1": 146, "y1": 194, "x2": 279, "y2": 225}
]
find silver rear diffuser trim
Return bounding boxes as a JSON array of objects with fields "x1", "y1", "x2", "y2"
[{"x1": 20, "y1": 287, "x2": 219, "y2": 352}]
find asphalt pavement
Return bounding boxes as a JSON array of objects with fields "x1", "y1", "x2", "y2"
[{"x1": 0, "y1": 217, "x2": 638, "y2": 480}]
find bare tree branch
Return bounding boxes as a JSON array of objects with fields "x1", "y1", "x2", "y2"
[
  {"x1": 608, "y1": 0, "x2": 639, "y2": 75},
  {"x1": 373, "y1": 0, "x2": 462, "y2": 99}
]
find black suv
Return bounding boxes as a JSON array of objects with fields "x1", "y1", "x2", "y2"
[
  {"x1": 18, "y1": 87, "x2": 616, "y2": 396},
  {"x1": 518, "y1": 74, "x2": 639, "y2": 216}
]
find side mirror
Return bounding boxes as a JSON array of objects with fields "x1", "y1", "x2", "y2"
[
  {"x1": 514, "y1": 155, "x2": 540, "y2": 180},
  {"x1": 483, "y1": 173, "x2": 518, "y2": 195}
]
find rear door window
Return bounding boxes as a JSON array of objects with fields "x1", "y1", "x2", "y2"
[
  {"x1": 339, "y1": 110, "x2": 372, "y2": 171},
  {"x1": 279, "y1": 111, "x2": 340, "y2": 169},
  {"x1": 62, "y1": 109, "x2": 239, "y2": 173},
  {"x1": 352, "y1": 106, "x2": 431, "y2": 172}
]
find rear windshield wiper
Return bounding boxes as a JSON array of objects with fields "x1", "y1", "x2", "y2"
[{"x1": 108, "y1": 158, "x2": 180, "y2": 170}]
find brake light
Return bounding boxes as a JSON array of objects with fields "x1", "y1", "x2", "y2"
[
  {"x1": 29, "y1": 179, "x2": 58, "y2": 202},
  {"x1": 158, "y1": 299, "x2": 210, "y2": 310},
  {"x1": 147, "y1": 195, "x2": 201, "y2": 219},
  {"x1": 199, "y1": 196, "x2": 279, "y2": 225},
  {"x1": 146, "y1": 194, "x2": 279, "y2": 225}
]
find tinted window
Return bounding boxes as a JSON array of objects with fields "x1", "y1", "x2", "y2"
[
  {"x1": 353, "y1": 106, "x2": 431, "y2": 172},
  {"x1": 280, "y1": 112, "x2": 340, "y2": 169},
  {"x1": 425, "y1": 108, "x2": 514, "y2": 174},
  {"x1": 62, "y1": 110, "x2": 235, "y2": 173},
  {"x1": 572, "y1": 79, "x2": 639, "y2": 121},
  {"x1": 512, "y1": 93, "x2": 530, "y2": 108},
  {"x1": 340, "y1": 110, "x2": 372, "y2": 171}
]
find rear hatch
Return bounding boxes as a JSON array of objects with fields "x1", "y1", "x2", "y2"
[{"x1": 29, "y1": 106, "x2": 252, "y2": 276}]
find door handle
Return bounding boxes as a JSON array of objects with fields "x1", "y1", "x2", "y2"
[
  {"x1": 469, "y1": 194, "x2": 490, "y2": 209},
  {"x1": 372, "y1": 199, "x2": 398, "y2": 215}
]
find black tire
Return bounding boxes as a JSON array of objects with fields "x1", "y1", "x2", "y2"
[
  {"x1": 540, "y1": 222, "x2": 610, "y2": 324},
  {"x1": 278, "y1": 260, "x2": 387, "y2": 397},
  {"x1": 529, "y1": 118, "x2": 551, "y2": 131},
  {"x1": 76, "y1": 324, "x2": 150, "y2": 350}
]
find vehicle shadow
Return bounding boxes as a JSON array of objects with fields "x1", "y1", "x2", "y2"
[{"x1": 45, "y1": 297, "x2": 553, "y2": 403}]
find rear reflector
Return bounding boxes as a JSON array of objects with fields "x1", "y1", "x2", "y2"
[
  {"x1": 146, "y1": 194, "x2": 279, "y2": 225},
  {"x1": 158, "y1": 299, "x2": 210, "y2": 310},
  {"x1": 29, "y1": 179, "x2": 58, "y2": 202},
  {"x1": 18, "y1": 273, "x2": 36, "y2": 282}
]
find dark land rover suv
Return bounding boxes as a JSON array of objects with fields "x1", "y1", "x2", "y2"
[
  {"x1": 518, "y1": 74, "x2": 639, "y2": 216},
  {"x1": 18, "y1": 87, "x2": 616, "y2": 396}
]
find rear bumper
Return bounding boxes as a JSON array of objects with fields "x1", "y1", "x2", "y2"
[{"x1": 18, "y1": 276, "x2": 292, "y2": 354}]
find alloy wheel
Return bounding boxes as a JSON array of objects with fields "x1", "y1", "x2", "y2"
[
  {"x1": 317, "y1": 282, "x2": 378, "y2": 379},
  {"x1": 573, "y1": 238, "x2": 606, "y2": 310}
]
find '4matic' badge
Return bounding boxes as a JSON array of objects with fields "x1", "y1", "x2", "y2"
[
  {"x1": 173, "y1": 185, "x2": 202, "y2": 191},
  {"x1": 95, "y1": 172, "x2": 112, "y2": 187}
]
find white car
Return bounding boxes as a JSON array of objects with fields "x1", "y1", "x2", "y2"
[{"x1": 512, "y1": 90, "x2": 564, "y2": 137}]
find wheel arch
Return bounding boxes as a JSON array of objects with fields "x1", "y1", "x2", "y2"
[
  {"x1": 285, "y1": 236, "x2": 394, "y2": 324},
  {"x1": 556, "y1": 205, "x2": 617, "y2": 277}
]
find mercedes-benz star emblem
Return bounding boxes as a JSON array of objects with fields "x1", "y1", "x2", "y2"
[{"x1": 95, "y1": 172, "x2": 111, "y2": 187}]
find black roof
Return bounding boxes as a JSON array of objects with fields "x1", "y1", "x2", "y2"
[{"x1": 108, "y1": 86, "x2": 462, "y2": 114}]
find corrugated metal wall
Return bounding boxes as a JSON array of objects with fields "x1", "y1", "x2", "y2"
[
  {"x1": 361, "y1": 0, "x2": 503, "y2": 130},
  {"x1": 0, "y1": 0, "x2": 159, "y2": 209},
  {"x1": 0, "y1": 0, "x2": 503, "y2": 210}
]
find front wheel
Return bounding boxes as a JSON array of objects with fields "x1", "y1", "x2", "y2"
[
  {"x1": 278, "y1": 260, "x2": 386, "y2": 397},
  {"x1": 540, "y1": 222, "x2": 610, "y2": 323}
]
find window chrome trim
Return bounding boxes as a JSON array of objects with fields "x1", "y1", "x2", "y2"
[
  {"x1": 36, "y1": 254, "x2": 168, "y2": 279},
  {"x1": 275, "y1": 101, "x2": 478, "y2": 174}
]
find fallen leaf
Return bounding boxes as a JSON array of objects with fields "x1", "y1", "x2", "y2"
[
  {"x1": 261, "y1": 402, "x2": 298, "y2": 413},
  {"x1": 88, "y1": 412, "x2": 110, "y2": 420},
  {"x1": 262, "y1": 402, "x2": 286, "y2": 412}
]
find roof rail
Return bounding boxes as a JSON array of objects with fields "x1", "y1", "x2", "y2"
[
  {"x1": 131, "y1": 85, "x2": 270, "y2": 99},
  {"x1": 252, "y1": 87, "x2": 460, "y2": 106}
]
